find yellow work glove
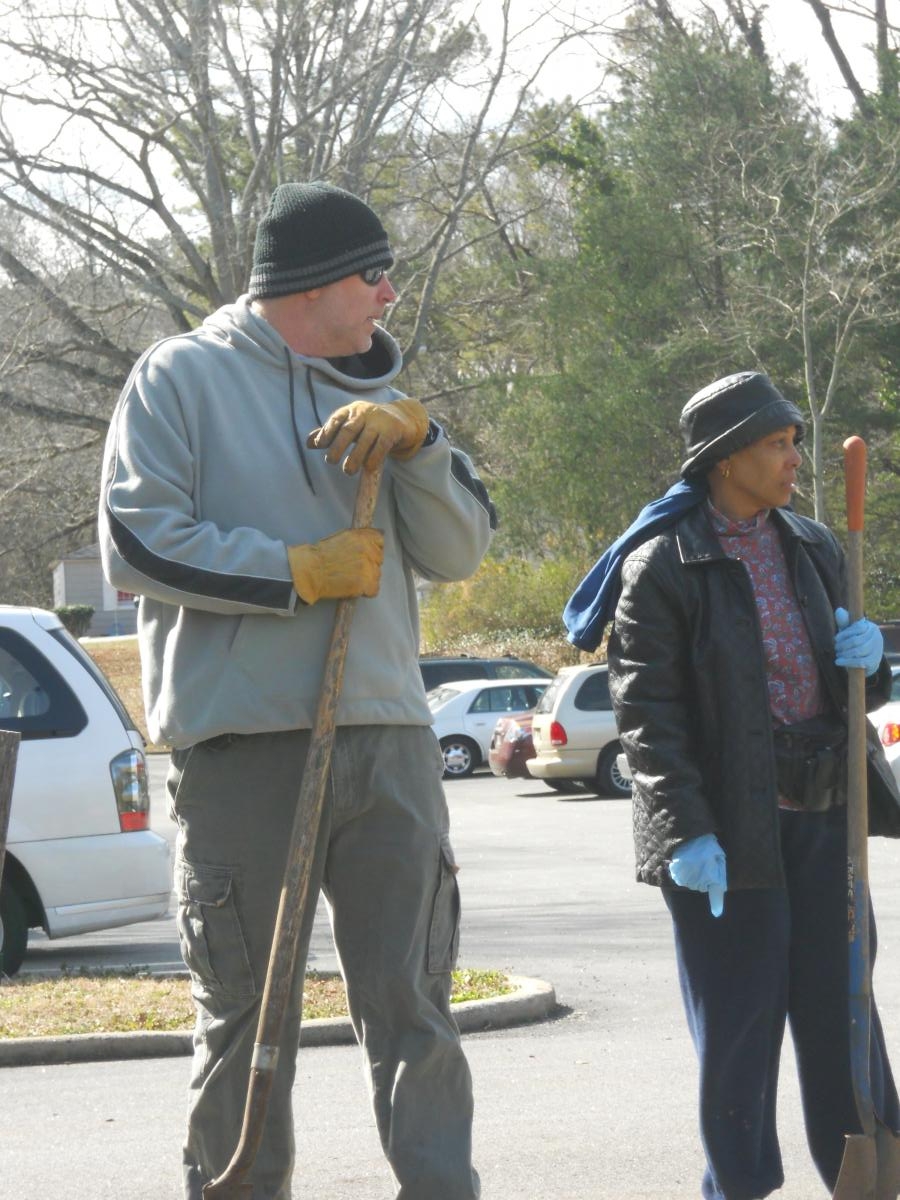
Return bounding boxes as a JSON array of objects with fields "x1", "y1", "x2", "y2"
[
  {"x1": 307, "y1": 398, "x2": 429, "y2": 475},
  {"x1": 287, "y1": 528, "x2": 384, "y2": 606}
]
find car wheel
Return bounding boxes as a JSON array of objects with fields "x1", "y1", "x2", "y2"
[
  {"x1": 0, "y1": 879, "x2": 29, "y2": 976},
  {"x1": 595, "y1": 742, "x2": 632, "y2": 797},
  {"x1": 440, "y1": 737, "x2": 479, "y2": 779}
]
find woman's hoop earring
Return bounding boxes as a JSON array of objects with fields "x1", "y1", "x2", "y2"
[{"x1": 721, "y1": 462, "x2": 731, "y2": 479}]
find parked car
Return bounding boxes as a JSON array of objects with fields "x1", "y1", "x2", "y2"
[
  {"x1": 880, "y1": 621, "x2": 900, "y2": 668},
  {"x1": 870, "y1": 667, "x2": 900, "y2": 789},
  {"x1": 419, "y1": 654, "x2": 552, "y2": 692},
  {"x1": 488, "y1": 713, "x2": 536, "y2": 780},
  {"x1": 428, "y1": 678, "x2": 550, "y2": 778},
  {"x1": 0, "y1": 606, "x2": 171, "y2": 975},
  {"x1": 527, "y1": 664, "x2": 631, "y2": 797}
]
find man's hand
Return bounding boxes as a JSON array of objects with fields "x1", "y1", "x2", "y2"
[
  {"x1": 288, "y1": 528, "x2": 383, "y2": 606},
  {"x1": 307, "y1": 398, "x2": 429, "y2": 475}
]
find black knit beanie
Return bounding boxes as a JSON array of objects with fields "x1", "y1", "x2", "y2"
[
  {"x1": 249, "y1": 182, "x2": 394, "y2": 298},
  {"x1": 679, "y1": 371, "x2": 805, "y2": 478}
]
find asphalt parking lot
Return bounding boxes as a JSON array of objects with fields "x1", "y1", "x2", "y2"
[{"x1": 7, "y1": 765, "x2": 900, "y2": 1198}]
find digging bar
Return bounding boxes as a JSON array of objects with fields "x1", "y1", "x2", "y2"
[{"x1": 202, "y1": 463, "x2": 382, "y2": 1199}]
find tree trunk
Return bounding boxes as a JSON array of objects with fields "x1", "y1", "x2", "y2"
[{"x1": 803, "y1": 0, "x2": 874, "y2": 116}]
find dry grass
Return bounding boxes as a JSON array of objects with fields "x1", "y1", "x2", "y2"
[
  {"x1": 83, "y1": 633, "x2": 587, "y2": 753},
  {"x1": 82, "y1": 635, "x2": 156, "y2": 748},
  {"x1": 0, "y1": 968, "x2": 511, "y2": 1038},
  {"x1": 66, "y1": 640, "x2": 513, "y2": 1039}
]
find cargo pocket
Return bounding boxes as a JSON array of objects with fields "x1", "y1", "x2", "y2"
[
  {"x1": 427, "y1": 845, "x2": 461, "y2": 975},
  {"x1": 174, "y1": 859, "x2": 256, "y2": 998}
]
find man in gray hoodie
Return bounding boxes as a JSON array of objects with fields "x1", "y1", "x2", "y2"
[{"x1": 99, "y1": 182, "x2": 494, "y2": 1200}]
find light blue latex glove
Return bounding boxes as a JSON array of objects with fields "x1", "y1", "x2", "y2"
[
  {"x1": 668, "y1": 834, "x2": 727, "y2": 918},
  {"x1": 834, "y1": 607, "x2": 883, "y2": 676}
]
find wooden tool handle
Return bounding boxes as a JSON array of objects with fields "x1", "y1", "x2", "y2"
[
  {"x1": 844, "y1": 435, "x2": 867, "y2": 536},
  {"x1": 351, "y1": 463, "x2": 382, "y2": 529},
  {"x1": 841, "y1": 434, "x2": 875, "y2": 1143}
]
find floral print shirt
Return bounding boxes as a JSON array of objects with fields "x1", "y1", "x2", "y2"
[{"x1": 708, "y1": 502, "x2": 824, "y2": 726}]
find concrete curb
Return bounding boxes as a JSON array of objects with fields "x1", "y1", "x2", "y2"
[{"x1": 0, "y1": 974, "x2": 556, "y2": 1068}]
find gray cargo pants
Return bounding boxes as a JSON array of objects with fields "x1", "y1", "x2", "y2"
[{"x1": 166, "y1": 724, "x2": 480, "y2": 1200}]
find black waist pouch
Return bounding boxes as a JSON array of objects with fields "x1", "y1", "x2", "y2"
[{"x1": 773, "y1": 715, "x2": 848, "y2": 811}]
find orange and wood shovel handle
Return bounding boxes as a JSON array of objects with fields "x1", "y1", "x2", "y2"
[
  {"x1": 202, "y1": 464, "x2": 383, "y2": 1200},
  {"x1": 830, "y1": 436, "x2": 900, "y2": 1200},
  {"x1": 842, "y1": 435, "x2": 873, "y2": 1129}
]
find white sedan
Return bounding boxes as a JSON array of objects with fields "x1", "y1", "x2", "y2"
[{"x1": 428, "y1": 678, "x2": 550, "y2": 778}]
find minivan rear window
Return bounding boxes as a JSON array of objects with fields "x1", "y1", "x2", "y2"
[
  {"x1": 574, "y1": 670, "x2": 613, "y2": 712},
  {"x1": 48, "y1": 628, "x2": 137, "y2": 732},
  {"x1": 0, "y1": 629, "x2": 87, "y2": 740}
]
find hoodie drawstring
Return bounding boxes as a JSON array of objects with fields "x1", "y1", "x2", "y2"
[
  {"x1": 306, "y1": 365, "x2": 324, "y2": 427},
  {"x1": 286, "y1": 347, "x2": 316, "y2": 495}
]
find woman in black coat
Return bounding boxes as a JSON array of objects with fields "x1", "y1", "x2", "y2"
[{"x1": 591, "y1": 372, "x2": 899, "y2": 1199}]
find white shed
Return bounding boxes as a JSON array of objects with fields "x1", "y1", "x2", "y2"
[{"x1": 52, "y1": 544, "x2": 137, "y2": 636}]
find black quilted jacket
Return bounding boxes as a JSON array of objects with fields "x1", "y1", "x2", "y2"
[{"x1": 607, "y1": 503, "x2": 899, "y2": 891}]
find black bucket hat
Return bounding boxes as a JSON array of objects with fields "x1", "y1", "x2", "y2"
[{"x1": 679, "y1": 371, "x2": 805, "y2": 478}]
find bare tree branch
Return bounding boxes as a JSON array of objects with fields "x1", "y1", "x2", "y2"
[
  {"x1": 802, "y1": 0, "x2": 876, "y2": 115},
  {"x1": 1, "y1": 391, "x2": 110, "y2": 435}
]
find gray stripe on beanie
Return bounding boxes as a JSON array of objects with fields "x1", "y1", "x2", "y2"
[{"x1": 250, "y1": 238, "x2": 393, "y2": 297}]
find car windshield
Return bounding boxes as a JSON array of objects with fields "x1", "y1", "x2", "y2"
[
  {"x1": 426, "y1": 684, "x2": 463, "y2": 711},
  {"x1": 534, "y1": 677, "x2": 563, "y2": 714}
]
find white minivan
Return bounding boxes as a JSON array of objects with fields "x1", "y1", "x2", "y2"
[
  {"x1": 527, "y1": 663, "x2": 631, "y2": 797},
  {"x1": 0, "y1": 606, "x2": 171, "y2": 974}
]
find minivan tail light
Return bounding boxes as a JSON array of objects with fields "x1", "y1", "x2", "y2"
[
  {"x1": 110, "y1": 748, "x2": 150, "y2": 832},
  {"x1": 550, "y1": 721, "x2": 568, "y2": 747},
  {"x1": 882, "y1": 722, "x2": 900, "y2": 748}
]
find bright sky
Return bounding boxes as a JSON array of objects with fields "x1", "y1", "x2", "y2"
[{"x1": 466, "y1": 0, "x2": 895, "y2": 115}]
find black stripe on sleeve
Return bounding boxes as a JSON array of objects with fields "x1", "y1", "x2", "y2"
[
  {"x1": 450, "y1": 448, "x2": 498, "y2": 531},
  {"x1": 107, "y1": 507, "x2": 295, "y2": 610}
]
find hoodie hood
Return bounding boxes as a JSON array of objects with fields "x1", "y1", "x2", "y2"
[{"x1": 201, "y1": 295, "x2": 403, "y2": 389}]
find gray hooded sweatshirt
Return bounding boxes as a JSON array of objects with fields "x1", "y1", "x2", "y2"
[{"x1": 99, "y1": 296, "x2": 495, "y2": 748}]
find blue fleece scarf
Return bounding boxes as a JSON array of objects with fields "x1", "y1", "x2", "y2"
[{"x1": 563, "y1": 477, "x2": 708, "y2": 651}]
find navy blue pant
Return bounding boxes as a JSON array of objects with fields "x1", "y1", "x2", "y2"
[{"x1": 664, "y1": 807, "x2": 900, "y2": 1200}]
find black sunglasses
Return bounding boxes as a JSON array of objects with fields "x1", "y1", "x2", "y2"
[{"x1": 360, "y1": 266, "x2": 386, "y2": 286}]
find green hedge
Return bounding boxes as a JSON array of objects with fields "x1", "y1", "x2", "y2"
[
  {"x1": 419, "y1": 556, "x2": 603, "y2": 671},
  {"x1": 55, "y1": 605, "x2": 94, "y2": 637}
]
